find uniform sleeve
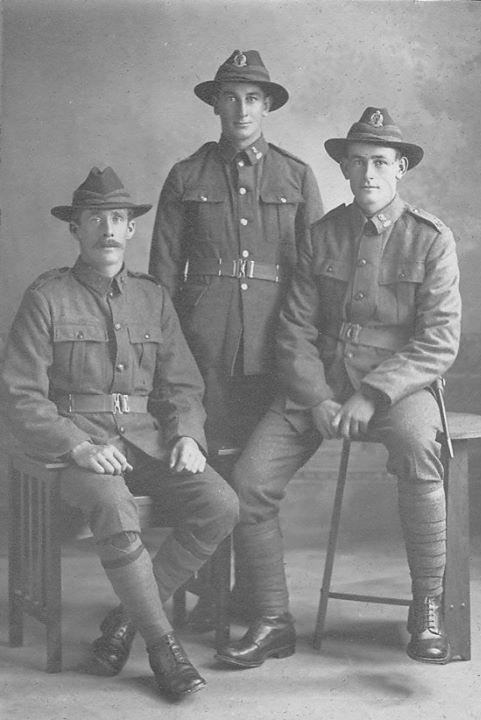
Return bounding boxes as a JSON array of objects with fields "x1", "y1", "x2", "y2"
[
  {"x1": 153, "y1": 289, "x2": 207, "y2": 453},
  {"x1": 1, "y1": 288, "x2": 92, "y2": 459},
  {"x1": 361, "y1": 227, "x2": 461, "y2": 404},
  {"x1": 149, "y1": 164, "x2": 187, "y2": 300},
  {"x1": 276, "y1": 227, "x2": 335, "y2": 407}
]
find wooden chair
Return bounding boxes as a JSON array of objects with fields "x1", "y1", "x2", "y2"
[
  {"x1": 313, "y1": 411, "x2": 481, "y2": 661},
  {"x1": 8, "y1": 448, "x2": 237, "y2": 673}
]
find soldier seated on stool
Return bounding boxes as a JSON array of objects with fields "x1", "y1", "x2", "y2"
[
  {"x1": 215, "y1": 107, "x2": 461, "y2": 669},
  {"x1": 1, "y1": 167, "x2": 238, "y2": 698}
]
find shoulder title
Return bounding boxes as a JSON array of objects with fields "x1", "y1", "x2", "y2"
[
  {"x1": 406, "y1": 205, "x2": 445, "y2": 232},
  {"x1": 29, "y1": 267, "x2": 70, "y2": 291}
]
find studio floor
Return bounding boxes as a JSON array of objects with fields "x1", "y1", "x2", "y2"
[{"x1": 1, "y1": 449, "x2": 481, "y2": 720}]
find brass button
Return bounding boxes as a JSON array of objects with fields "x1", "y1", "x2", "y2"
[
  {"x1": 346, "y1": 351, "x2": 353, "y2": 359},
  {"x1": 144, "y1": 332, "x2": 151, "y2": 339},
  {"x1": 238, "y1": 160, "x2": 245, "y2": 168},
  {"x1": 255, "y1": 152, "x2": 263, "y2": 160},
  {"x1": 119, "y1": 426, "x2": 126, "y2": 434},
  {"x1": 200, "y1": 195, "x2": 207, "y2": 202},
  {"x1": 326, "y1": 266, "x2": 333, "y2": 273},
  {"x1": 280, "y1": 196, "x2": 287, "y2": 203},
  {"x1": 239, "y1": 187, "x2": 247, "y2": 195},
  {"x1": 241, "y1": 283, "x2": 248, "y2": 291},
  {"x1": 116, "y1": 363, "x2": 125, "y2": 372},
  {"x1": 241, "y1": 250, "x2": 249, "y2": 258},
  {"x1": 240, "y1": 218, "x2": 248, "y2": 226},
  {"x1": 358, "y1": 258, "x2": 367, "y2": 267},
  {"x1": 355, "y1": 291, "x2": 365, "y2": 300},
  {"x1": 399, "y1": 271, "x2": 406, "y2": 279},
  {"x1": 108, "y1": 291, "x2": 115, "y2": 298},
  {"x1": 114, "y1": 323, "x2": 121, "y2": 330},
  {"x1": 76, "y1": 331, "x2": 84, "y2": 339}
]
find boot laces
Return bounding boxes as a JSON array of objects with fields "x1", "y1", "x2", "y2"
[{"x1": 417, "y1": 597, "x2": 440, "y2": 634}]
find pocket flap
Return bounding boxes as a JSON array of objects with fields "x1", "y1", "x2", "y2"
[
  {"x1": 313, "y1": 258, "x2": 351, "y2": 281},
  {"x1": 53, "y1": 323, "x2": 108, "y2": 342},
  {"x1": 260, "y1": 188, "x2": 303, "y2": 205},
  {"x1": 127, "y1": 325, "x2": 163, "y2": 343},
  {"x1": 379, "y1": 261, "x2": 425, "y2": 284},
  {"x1": 182, "y1": 187, "x2": 227, "y2": 203}
]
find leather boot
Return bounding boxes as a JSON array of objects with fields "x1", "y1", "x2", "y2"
[
  {"x1": 148, "y1": 632, "x2": 206, "y2": 697},
  {"x1": 90, "y1": 605, "x2": 136, "y2": 676},
  {"x1": 406, "y1": 595, "x2": 450, "y2": 664},
  {"x1": 215, "y1": 613, "x2": 296, "y2": 668}
]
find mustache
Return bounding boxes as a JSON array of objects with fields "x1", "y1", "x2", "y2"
[{"x1": 95, "y1": 240, "x2": 123, "y2": 248}]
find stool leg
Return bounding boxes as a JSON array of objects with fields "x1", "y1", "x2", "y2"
[
  {"x1": 313, "y1": 440, "x2": 351, "y2": 650},
  {"x1": 443, "y1": 438, "x2": 470, "y2": 661},
  {"x1": 8, "y1": 462, "x2": 24, "y2": 647},
  {"x1": 44, "y1": 478, "x2": 62, "y2": 673},
  {"x1": 212, "y1": 535, "x2": 232, "y2": 650}
]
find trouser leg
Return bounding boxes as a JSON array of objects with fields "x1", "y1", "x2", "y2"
[
  {"x1": 60, "y1": 466, "x2": 171, "y2": 647},
  {"x1": 140, "y1": 461, "x2": 239, "y2": 602},
  {"x1": 232, "y1": 408, "x2": 320, "y2": 616},
  {"x1": 370, "y1": 388, "x2": 446, "y2": 597}
]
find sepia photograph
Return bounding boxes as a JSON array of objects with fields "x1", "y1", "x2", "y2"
[{"x1": 0, "y1": 1, "x2": 480, "y2": 718}]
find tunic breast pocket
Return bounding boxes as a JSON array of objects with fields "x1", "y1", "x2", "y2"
[
  {"x1": 52, "y1": 322, "x2": 108, "y2": 386},
  {"x1": 260, "y1": 189, "x2": 303, "y2": 244},
  {"x1": 127, "y1": 324, "x2": 163, "y2": 378},
  {"x1": 378, "y1": 261, "x2": 425, "y2": 324},
  {"x1": 313, "y1": 258, "x2": 351, "y2": 318},
  {"x1": 182, "y1": 188, "x2": 227, "y2": 242}
]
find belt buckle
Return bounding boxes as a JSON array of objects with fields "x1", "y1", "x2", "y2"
[
  {"x1": 233, "y1": 258, "x2": 254, "y2": 279},
  {"x1": 112, "y1": 393, "x2": 130, "y2": 413},
  {"x1": 344, "y1": 322, "x2": 362, "y2": 344}
]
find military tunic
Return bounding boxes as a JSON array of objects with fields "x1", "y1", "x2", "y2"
[
  {"x1": 149, "y1": 134, "x2": 323, "y2": 446},
  {"x1": 1, "y1": 257, "x2": 207, "y2": 462},
  {"x1": 276, "y1": 194, "x2": 461, "y2": 414}
]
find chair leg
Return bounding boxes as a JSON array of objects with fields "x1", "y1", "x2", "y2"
[
  {"x1": 212, "y1": 535, "x2": 232, "y2": 650},
  {"x1": 44, "y1": 477, "x2": 62, "y2": 673},
  {"x1": 8, "y1": 462, "x2": 24, "y2": 647},
  {"x1": 313, "y1": 439, "x2": 351, "y2": 650},
  {"x1": 443, "y1": 439, "x2": 470, "y2": 661}
]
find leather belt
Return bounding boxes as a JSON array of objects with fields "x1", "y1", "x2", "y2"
[
  {"x1": 187, "y1": 258, "x2": 283, "y2": 283},
  {"x1": 324, "y1": 321, "x2": 410, "y2": 351},
  {"x1": 56, "y1": 393, "x2": 149, "y2": 414}
]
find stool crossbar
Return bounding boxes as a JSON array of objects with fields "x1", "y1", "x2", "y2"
[{"x1": 313, "y1": 412, "x2": 481, "y2": 662}]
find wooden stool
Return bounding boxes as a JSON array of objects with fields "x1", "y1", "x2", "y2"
[
  {"x1": 313, "y1": 411, "x2": 481, "y2": 661},
  {"x1": 8, "y1": 449, "x2": 236, "y2": 672}
]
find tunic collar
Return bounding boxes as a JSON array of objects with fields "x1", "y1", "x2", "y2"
[
  {"x1": 350, "y1": 194, "x2": 406, "y2": 235},
  {"x1": 218, "y1": 134, "x2": 269, "y2": 165},
  {"x1": 72, "y1": 256, "x2": 128, "y2": 295}
]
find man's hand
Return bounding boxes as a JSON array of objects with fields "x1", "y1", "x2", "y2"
[
  {"x1": 70, "y1": 441, "x2": 133, "y2": 475},
  {"x1": 331, "y1": 391, "x2": 376, "y2": 440},
  {"x1": 311, "y1": 399, "x2": 343, "y2": 438},
  {"x1": 169, "y1": 437, "x2": 206, "y2": 474}
]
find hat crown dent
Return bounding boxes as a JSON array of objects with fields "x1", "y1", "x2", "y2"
[{"x1": 74, "y1": 166, "x2": 127, "y2": 203}]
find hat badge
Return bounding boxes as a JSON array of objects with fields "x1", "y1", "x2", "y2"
[
  {"x1": 369, "y1": 110, "x2": 384, "y2": 128},
  {"x1": 232, "y1": 50, "x2": 247, "y2": 67}
]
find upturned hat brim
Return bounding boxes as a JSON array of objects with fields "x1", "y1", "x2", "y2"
[
  {"x1": 324, "y1": 137, "x2": 424, "y2": 170},
  {"x1": 51, "y1": 202, "x2": 152, "y2": 223},
  {"x1": 194, "y1": 79, "x2": 289, "y2": 112}
]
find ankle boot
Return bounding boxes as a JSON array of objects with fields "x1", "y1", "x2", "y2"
[
  {"x1": 215, "y1": 613, "x2": 296, "y2": 668},
  {"x1": 406, "y1": 595, "x2": 450, "y2": 664},
  {"x1": 148, "y1": 632, "x2": 206, "y2": 697},
  {"x1": 90, "y1": 605, "x2": 136, "y2": 676}
]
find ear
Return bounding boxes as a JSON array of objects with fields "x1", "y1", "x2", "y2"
[
  {"x1": 262, "y1": 95, "x2": 272, "y2": 117},
  {"x1": 212, "y1": 94, "x2": 220, "y2": 116},
  {"x1": 69, "y1": 222, "x2": 79, "y2": 239},
  {"x1": 126, "y1": 219, "x2": 136, "y2": 239},
  {"x1": 340, "y1": 159, "x2": 350, "y2": 180},
  {"x1": 396, "y1": 155, "x2": 408, "y2": 179}
]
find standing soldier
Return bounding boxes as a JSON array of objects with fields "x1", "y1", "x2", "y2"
[{"x1": 145, "y1": 49, "x2": 323, "y2": 630}]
